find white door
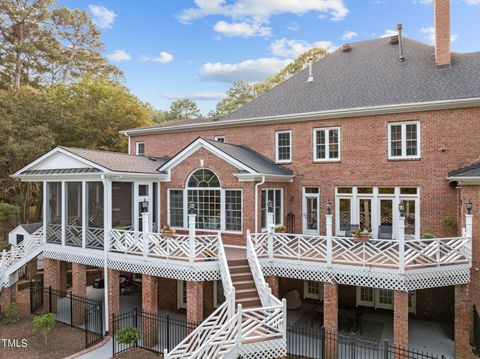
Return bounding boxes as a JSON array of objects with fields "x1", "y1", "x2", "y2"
[
  {"x1": 303, "y1": 281, "x2": 322, "y2": 300},
  {"x1": 302, "y1": 188, "x2": 320, "y2": 235},
  {"x1": 357, "y1": 287, "x2": 416, "y2": 313},
  {"x1": 134, "y1": 182, "x2": 152, "y2": 232},
  {"x1": 177, "y1": 280, "x2": 187, "y2": 309}
]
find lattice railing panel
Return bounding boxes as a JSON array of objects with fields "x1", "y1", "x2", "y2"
[
  {"x1": 109, "y1": 229, "x2": 143, "y2": 255},
  {"x1": 194, "y1": 235, "x2": 219, "y2": 261},
  {"x1": 65, "y1": 225, "x2": 82, "y2": 247},
  {"x1": 46, "y1": 224, "x2": 62, "y2": 244},
  {"x1": 271, "y1": 234, "x2": 328, "y2": 262},
  {"x1": 86, "y1": 227, "x2": 104, "y2": 249},
  {"x1": 251, "y1": 233, "x2": 269, "y2": 258},
  {"x1": 147, "y1": 233, "x2": 190, "y2": 261},
  {"x1": 405, "y1": 237, "x2": 471, "y2": 268}
]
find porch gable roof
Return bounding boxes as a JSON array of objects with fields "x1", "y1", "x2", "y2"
[{"x1": 448, "y1": 162, "x2": 480, "y2": 183}]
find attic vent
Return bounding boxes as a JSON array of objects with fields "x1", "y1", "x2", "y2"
[
  {"x1": 342, "y1": 44, "x2": 352, "y2": 52},
  {"x1": 390, "y1": 35, "x2": 399, "y2": 45}
]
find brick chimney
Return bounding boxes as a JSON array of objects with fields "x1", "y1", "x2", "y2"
[{"x1": 434, "y1": 0, "x2": 451, "y2": 68}]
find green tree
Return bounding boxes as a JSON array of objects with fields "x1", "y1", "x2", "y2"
[
  {"x1": 116, "y1": 327, "x2": 142, "y2": 359},
  {"x1": 32, "y1": 313, "x2": 55, "y2": 346},
  {"x1": 1, "y1": 302, "x2": 18, "y2": 325},
  {"x1": 166, "y1": 98, "x2": 201, "y2": 120},
  {"x1": 209, "y1": 81, "x2": 256, "y2": 117}
]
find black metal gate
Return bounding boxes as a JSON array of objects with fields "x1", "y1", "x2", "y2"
[{"x1": 30, "y1": 283, "x2": 104, "y2": 349}]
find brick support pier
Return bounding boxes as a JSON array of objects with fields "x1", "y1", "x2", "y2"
[
  {"x1": 266, "y1": 275, "x2": 279, "y2": 298},
  {"x1": 323, "y1": 282, "x2": 338, "y2": 359},
  {"x1": 393, "y1": 290, "x2": 409, "y2": 357},
  {"x1": 44, "y1": 258, "x2": 60, "y2": 312},
  {"x1": 108, "y1": 269, "x2": 120, "y2": 331},
  {"x1": 72, "y1": 263, "x2": 87, "y2": 326},
  {"x1": 187, "y1": 281, "x2": 203, "y2": 324},
  {"x1": 142, "y1": 274, "x2": 159, "y2": 348},
  {"x1": 0, "y1": 285, "x2": 13, "y2": 313},
  {"x1": 26, "y1": 257, "x2": 38, "y2": 280},
  {"x1": 454, "y1": 284, "x2": 471, "y2": 359}
]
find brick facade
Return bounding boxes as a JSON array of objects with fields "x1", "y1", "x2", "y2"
[
  {"x1": 72, "y1": 262, "x2": 87, "y2": 326},
  {"x1": 187, "y1": 281, "x2": 203, "y2": 323},
  {"x1": 108, "y1": 268, "x2": 120, "y2": 331},
  {"x1": 142, "y1": 274, "x2": 159, "y2": 348},
  {"x1": 158, "y1": 277, "x2": 178, "y2": 311},
  {"x1": 393, "y1": 290, "x2": 409, "y2": 352},
  {"x1": 324, "y1": 282, "x2": 338, "y2": 358},
  {"x1": 266, "y1": 275, "x2": 280, "y2": 298},
  {"x1": 44, "y1": 258, "x2": 61, "y2": 312}
]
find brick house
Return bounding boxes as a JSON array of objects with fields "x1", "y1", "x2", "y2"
[{"x1": 2, "y1": 0, "x2": 480, "y2": 357}]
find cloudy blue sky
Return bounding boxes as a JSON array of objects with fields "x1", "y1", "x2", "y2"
[{"x1": 64, "y1": 0, "x2": 480, "y2": 114}]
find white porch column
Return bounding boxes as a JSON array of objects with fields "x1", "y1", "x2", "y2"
[
  {"x1": 43, "y1": 181, "x2": 47, "y2": 244},
  {"x1": 326, "y1": 213, "x2": 333, "y2": 266},
  {"x1": 398, "y1": 214, "x2": 405, "y2": 273},
  {"x1": 61, "y1": 181, "x2": 66, "y2": 246},
  {"x1": 82, "y1": 181, "x2": 87, "y2": 249},
  {"x1": 102, "y1": 177, "x2": 112, "y2": 334},
  {"x1": 465, "y1": 213, "x2": 473, "y2": 238},
  {"x1": 142, "y1": 211, "x2": 149, "y2": 257},
  {"x1": 188, "y1": 213, "x2": 196, "y2": 263},
  {"x1": 267, "y1": 211, "x2": 275, "y2": 260}
]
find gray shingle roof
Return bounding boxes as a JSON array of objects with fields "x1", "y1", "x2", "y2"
[
  {"x1": 19, "y1": 223, "x2": 42, "y2": 234},
  {"x1": 204, "y1": 139, "x2": 293, "y2": 176},
  {"x1": 21, "y1": 168, "x2": 101, "y2": 175},
  {"x1": 448, "y1": 162, "x2": 480, "y2": 178},
  {"x1": 60, "y1": 147, "x2": 170, "y2": 174}
]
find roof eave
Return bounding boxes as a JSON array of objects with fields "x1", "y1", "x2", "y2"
[
  {"x1": 122, "y1": 97, "x2": 480, "y2": 136},
  {"x1": 234, "y1": 173, "x2": 295, "y2": 182}
]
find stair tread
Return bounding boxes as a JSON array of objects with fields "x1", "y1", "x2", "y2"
[{"x1": 236, "y1": 287, "x2": 257, "y2": 293}]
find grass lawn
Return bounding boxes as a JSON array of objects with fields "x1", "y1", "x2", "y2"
[{"x1": 0, "y1": 313, "x2": 85, "y2": 359}]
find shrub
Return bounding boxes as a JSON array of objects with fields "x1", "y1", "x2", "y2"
[
  {"x1": 32, "y1": 313, "x2": 55, "y2": 346},
  {"x1": 442, "y1": 217, "x2": 458, "y2": 235},
  {"x1": 116, "y1": 327, "x2": 142, "y2": 359},
  {"x1": 2, "y1": 302, "x2": 18, "y2": 325},
  {"x1": 421, "y1": 232, "x2": 435, "y2": 239}
]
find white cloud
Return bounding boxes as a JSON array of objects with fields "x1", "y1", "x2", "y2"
[
  {"x1": 420, "y1": 27, "x2": 459, "y2": 43},
  {"x1": 380, "y1": 29, "x2": 398, "y2": 38},
  {"x1": 214, "y1": 20, "x2": 271, "y2": 37},
  {"x1": 270, "y1": 38, "x2": 336, "y2": 58},
  {"x1": 160, "y1": 92, "x2": 226, "y2": 101},
  {"x1": 107, "y1": 49, "x2": 131, "y2": 62},
  {"x1": 342, "y1": 31, "x2": 358, "y2": 41},
  {"x1": 199, "y1": 57, "x2": 291, "y2": 83},
  {"x1": 179, "y1": 0, "x2": 349, "y2": 23},
  {"x1": 287, "y1": 22, "x2": 300, "y2": 32},
  {"x1": 89, "y1": 5, "x2": 116, "y2": 29},
  {"x1": 141, "y1": 52, "x2": 174, "y2": 64},
  {"x1": 466, "y1": 0, "x2": 480, "y2": 4}
]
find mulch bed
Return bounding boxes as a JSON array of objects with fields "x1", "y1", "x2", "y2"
[
  {"x1": 0, "y1": 313, "x2": 85, "y2": 359},
  {"x1": 112, "y1": 348, "x2": 162, "y2": 359}
]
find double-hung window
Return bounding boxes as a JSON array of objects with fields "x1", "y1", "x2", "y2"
[
  {"x1": 261, "y1": 189, "x2": 283, "y2": 229},
  {"x1": 388, "y1": 121, "x2": 420, "y2": 159},
  {"x1": 313, "y1": 127, "x2": 340, "y2": 161},
  {"x1": 136, "y1": 142, "x2": 145, "y2": 156},
  {"x1": 275, "y1": 130, "x2": 292, "y2": 163},
  {"x1": 167, "y1": 169, "x2": 243, "y2": 232}
]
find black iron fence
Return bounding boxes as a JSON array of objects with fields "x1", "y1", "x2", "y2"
[
  {"x1": 30, "y1": 283, "x2": 104, "y2": 349},
  {"x1": 474, "y1": 305, "x2": 480, "y2": 355},
  {"x1": 112, "y1": 307, "x2": 199, "y2": 356},
  {"x1": 287, "y1": 324, "x2": 452, "y2": 359}
]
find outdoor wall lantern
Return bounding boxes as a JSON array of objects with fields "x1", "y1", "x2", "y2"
[
  {"x1": 467, "y1": 199, "x2": 473, "y2": 215},
  {"x1": 141, "y1": 199, "x2": 149, "y2": 213},
  {"x1": 188, "y1": 201, "x2": 196, "y2": 214},
  {"x1": 267, "y1": 200, "x2": 274, "y2": 213},
  {"x1": 398, "y1": 201, "x2": 405, "y2": 217},
  {"x1": 326, "y1": 200, "x2": 332, "y2": 215}
]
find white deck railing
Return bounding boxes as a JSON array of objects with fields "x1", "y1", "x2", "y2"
[
  {"x1": 218, "y1": 234, "x2": 235, "y2": 316},
  {"x1": 1, "y1": 227, "x2": 44, "y2": 288},
  {"x1": 251, "y1": 232, "x2": 471, "y2": 272},
  {"x1": 108, "y1": 229, "x2": 219, "y2": 262}
]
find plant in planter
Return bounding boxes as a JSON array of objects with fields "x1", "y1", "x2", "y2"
[
  {"x1": 160, "y1": 225, "x2": 176, "y2": 236},
  {"x1": 352, "y1": 228, "x2": 371, "y2": 242},
  {"x1": 421, "y1": 232, "x2": 435, "y2": 239},
  {"x1": 204, "y1": 248, "x2": 216, "y2": 261},
  {"x1": 277, "y1": 225, "x2": 287, "y2": 233},
  {"x1": 116, "y1": 327, "x2": 142, "y2": 359},
  {"x1": 442, "y1": 217, "x2": 458, "y2": 236}
]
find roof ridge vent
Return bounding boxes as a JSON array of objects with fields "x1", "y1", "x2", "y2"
[
  {"x1": 342, "y1": 43, "x2": 352, "y2": 52},
  {"x1": 307, "y1": 57, "x2": 313, "y2": 82}
]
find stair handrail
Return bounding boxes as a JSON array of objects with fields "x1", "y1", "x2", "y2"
[
  {"x1": 246, "y1": 229, "x2": 281, "y2": 308},
  {"x1": 217, "y1": 232, "x2": 236, "y2": 317}
]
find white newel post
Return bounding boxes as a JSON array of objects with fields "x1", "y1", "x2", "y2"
[
  {"x1": 188, "y1": 213, "x2": 196, "y2": 263},
  {"x1": 398, "y1": 215, "x2": 405, "y2": 273},
  {"x1": 466, "y1": 213, "x2": 473, "y2": 238},
  {"x1": 142, "y1": 211, "x2": 149, "y2": 257},
  {"x1": 326, "y1": 213, "x2": 333, "y2": 266},
  {"x1": 267, "y1": 212, "x2": 275, "y2": 260}
]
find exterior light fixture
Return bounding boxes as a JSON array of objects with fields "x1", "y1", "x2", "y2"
[
  {"x1": 267, "y1": 200, "x2": 274, "y2": 213},
  {"x1": 326, "y1": 200, "x2": 332, "y2": 215},
  {"x1": 466, "y1": 199, "x2": 473, "y2": 215},
  {"x1": 188, "y1": 201, "x2": 195, "y2": 214},
  {"x1": 398, "y1": 201, "x2": 405, "y2": 217},
  {"x1": 141, "y1": 199, "x2": 149, "y2": 213}
]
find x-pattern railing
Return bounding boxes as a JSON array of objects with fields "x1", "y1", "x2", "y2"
[
  {"x1": 65, "y1": 225, "x2": 82, "y2": 247},
  {"x1": 241, "y1": 306, "x2": 284, "y2": 342},
  {"x1": 109, "y1": 229, "x2": 144, "y2": 255},
  {"x1": 46, "y1": 224, "x2": 62, "y2": 244},
  {"x1": 252, "y1": 232, "x2": 471, "y2": 271},
  {"x1": 147, "y1": 233, "x2": 190, "y2": 260},
  {"x1": 86, "y1": 227, "x2": 104, "y2": 249}
]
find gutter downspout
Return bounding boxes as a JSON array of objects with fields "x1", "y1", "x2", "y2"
[{"x1": 254, "y1": 176, "x2": 266, "y2": 233}]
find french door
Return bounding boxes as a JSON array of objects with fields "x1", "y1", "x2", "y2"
[
  {"x1": 304, "y1": 281, "x2": 322, "y2": 300},
  {"x1": 302, "y1": 188, "x2": 320, "y2": 235},
  {"x1": 134, "y1": 182, "x2": 152, "y2": 232},
  {"x1": 356, "y1": 287, "x2": 416, "y2": 313}
]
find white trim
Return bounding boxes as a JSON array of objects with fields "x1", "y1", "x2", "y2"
[
  {"x1": 127, "y1": 136, "x2": 131, "y2": 155},
  {"x1": 260, "y1": 188, "x2": 284, "y2": 230},
  {"x1": 177, "y1": 280, "x2": 187, "y2": 309},
  {"x1": 275, "y1": 130, "x2": 292, "y2": 164},
  {"x1": 234, "y1": 173, "x2": 294, "y2": 182},
  {"x1": 312, "y1": 127, "x2": 341, "y2": 162},
  {"x1": 303, "y1": 280, "x2": 322, "y2": 300},
  {"x1": 122, "y1": 97, "x2": 480, "y2": 136},
  {"x1": 135, "y1": 141, "x2": 145, "y2": 156},
  {"x1": 387, "y1": 121, "x2": 421, "y2": 160},
  {"x1": 302, "y1": 187, "x2": 320, "y2": 235}
]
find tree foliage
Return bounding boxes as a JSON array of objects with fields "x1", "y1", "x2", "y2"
[
  {"x1": 166, "y1": 98, "x2": 202, "y2": 120},
  {"x1": 32, "y1": 313, "x2": 55, "y2": 346},
  {"x1": 210, "y1": 47, "x2": 329, "y2": 117}
]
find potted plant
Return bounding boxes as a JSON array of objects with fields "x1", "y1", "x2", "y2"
[
  {"x1": 277, "y1": 224, "x2": 287, "y2": 233},
  {"x1": 160, "y1": 225, "x2": 176, "y2": 237},
  {"x1": 352, "y1": 228, "x2": 371, "y2": 242},
  {"x1": 204, "y1": 248, "x2": 216, "y2": 261}
]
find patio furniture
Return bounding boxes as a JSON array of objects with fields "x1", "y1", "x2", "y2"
[
  {"x1": 285, "y1": 290, "x2": 302, "y2": 310},
  {"x1": 345, "y1": 224, "x2": 359, "y2": 237},
  {"x1": 93, "y1": 278, "x2": 104, "y2": 289},
  {"x1": 378, "y1": 225, "x2": 393, "y2": 239}
]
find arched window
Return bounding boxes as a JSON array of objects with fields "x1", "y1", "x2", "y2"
[{"x1": 168, "y1": 169, "x2": 242, "y2": 232}]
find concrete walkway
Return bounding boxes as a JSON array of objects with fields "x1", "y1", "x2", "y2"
[{"x1": 75, "y1": 337, "x2": 112, "y2": 359}]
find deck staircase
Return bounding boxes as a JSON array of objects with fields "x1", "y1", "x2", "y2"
[
  {"x1": 165, "y1": 233, "x2": 286, "y2": 359},
  {"x1": 0, "y1": 227, "x2": 44, "y2": 292}
]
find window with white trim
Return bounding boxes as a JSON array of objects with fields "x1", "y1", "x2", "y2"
[
  {"x1": 261, "y1": 189, "x2": 283, "y2": 229},
  {"x1": 214, "y1": 136, "x2": 225, "y2": 143},
  {"x1": 313, "y1": 127, "x2": 340, "y2": 161},
  {"x1": 167, "y1": 169, "x2": 243, "y2": 232},
  {"x1": 136, "y1": 142, "x2": 145, "y2": 156},
  {"x1": 388, "y1": 121, "x2": 420, "y2": 159},
  {"x1": 275, "y1": 130, "x2": 292, "y2": 163}
]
